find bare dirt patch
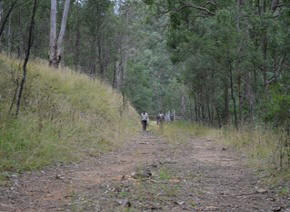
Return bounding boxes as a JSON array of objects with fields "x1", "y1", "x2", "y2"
[{"x1": 0, "y1": 132, "x2": 289, "y2": 211}]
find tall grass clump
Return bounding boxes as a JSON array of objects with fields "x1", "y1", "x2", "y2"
[{"x1": 0, "y1": 55, "x2": 139, "y2": 173}]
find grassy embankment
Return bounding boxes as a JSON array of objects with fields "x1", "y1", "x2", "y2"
[
  {"x1": 0, "y1": 55, "x2": 139, "y2": 181},
  {"x1": 158, "y1": 121, "x2": 290, "y2": 184}
]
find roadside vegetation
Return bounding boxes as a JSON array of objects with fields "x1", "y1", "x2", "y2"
[
  {"x1": 158, "y1": 121, "x2": 290, "y2": 183},
  {"x1": 155, "y1": 121, "x2": 218, "y2": 145},
  {"x1": 0, "y1": 55, "x2": 139, "y2": 175},
  {"x1": 221, "y1": 126, "x2": 290, "y2": 183}
]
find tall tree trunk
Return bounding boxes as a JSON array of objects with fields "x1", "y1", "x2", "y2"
[
  {"x1": 117, "y1": 57, "x2": 124, "y2": 90},
  {"x1": 236, "y1": 0, "x2": 244, "y2": 122},
  {"x1": 0, "y1": 0, "x2": 3, "y2": 23},
  {"x1": 7, "y1": 14, "x2": 11, "y2": 55},
  {"x1": 74, "y1": 24, "x2": 80, "y2": 69},
  {"x1": 229, "y1": 63, "x2": 238, "y2": 129},
  {"x1": 238, "y1": 74, "x2": 242, "y2": 122},
  {"x1": 89, "y1": 35, "x2": 97, "y2": 77},
  {"x1": 17, "y1": 7, "x2": 22, "y2": 58},
  {"x1": 114, "y1": 28, "x2": 127, "y2": 91},
  {"x1": 245, "y1": 72, "x2": 255, "y2": 123},
  {"x1": 0, "y1": 0, "x2": 17, "y2": 39},
  {"x1": 206, "y1": 95, "x2": 211, "y2": 124},
  {"x1": 181, "y1": 94, "x2": 186, "y2": 118},
  {"x1": 215, "y1": 105, "x2": 222, "y2": 128},
  {"x1": 49, "y1": 0, "x2": 57, "y2": 67},
  {"x1": 49, "y1": 0, "x2": 71, "y2": 68},
  {"x1": 256, "y1": 0, "x2": 261, "y2": 15},
  {"x1": 236, "y1": 0, "x2": 241, "y2": 30},
  {"x1": 189, "y1": 95, "x2": 194, "y2": 121},
  {"x1": 112, "y1": 60, "x2": 117, "y2": 88},
  {"x1": 263, "y1": 0, "x2": 267, "y2": 12},
  {"x1": 56, "y1": 0, "x2": 70, "y2": 64},
  {"x1": 113, "y1": 48, "x2": 123, "y2": 90},
  {"x1": 16, "y1": 0, "x2": 38, "y2": 116},
  {"x1": 223, "y1": 78, "x2": 229, "y2": 124},
  {"x1": 97, "y1": 37, "x2": 105, "y2": 77},
  {"x1": 262, "y1": 33, "x2": 268, "y2": 87},
  {"x1": 194, "y1": 94, "x2": 198, "y2": 122},
  {"x1": 74, "y1": 3, "x2": 80, "y2": 70}
]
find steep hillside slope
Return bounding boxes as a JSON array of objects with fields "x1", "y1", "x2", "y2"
[{"x1": 0, "y1": 55, "x2": 139, "y2": 173}]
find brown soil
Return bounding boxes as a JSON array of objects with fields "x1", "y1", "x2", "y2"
[{"x1": 0, "y1": 132, "x2": 289, "y2": 211}]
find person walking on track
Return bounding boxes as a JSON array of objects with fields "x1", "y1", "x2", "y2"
[{"x1": 141, "y1": 111, "x2": 149, "y2": 131}]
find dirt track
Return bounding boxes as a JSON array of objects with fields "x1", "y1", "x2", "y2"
[{"x1": 0, "y1": 132, "x2": 289, "y2": 211}]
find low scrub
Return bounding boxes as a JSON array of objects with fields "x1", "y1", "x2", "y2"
[{"x1": 0, "y1": 55, "x2": 139, "y2": 174}]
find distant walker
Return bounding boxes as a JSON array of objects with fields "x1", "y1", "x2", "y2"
[
  {"x1": 157, "y1": 112, "x2": 165, "y2": 130},
  {"x1": 141, "y1": 112, "x2": 149, "y2": 131}
]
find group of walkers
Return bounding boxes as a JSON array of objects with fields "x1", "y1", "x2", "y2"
[
  {"x1": 140, "y1": 111, "x2": 175, "y2": 131},
  {"x1": 157, "y1": 111, "x2": 175, "y2": 123}
]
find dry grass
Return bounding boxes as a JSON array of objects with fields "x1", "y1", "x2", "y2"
[
  {"x1": 158, "y1": 121, "x2": 290, "y2": 182},
  {"x1": 156, "y1": 121, "x2": 218, "y2": 145},
  {"x1": 0, "y1": 55, "x2": 139, "y2": 174},
  {"x1": 220, "y1": 126, "x2": 290, "y2": 179}
]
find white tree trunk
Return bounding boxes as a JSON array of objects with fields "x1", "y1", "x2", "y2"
[
  {"x1": 0, "y1": 0, "x2": 3, "y2": 23},
  {"x1": 57, "y1": 0, "x2": 70, "y2": 60},
  {"x1": 49, "y1": 0, "x2": 57, "y2": 66},
  {"x1": 49, "y1": 0, "x2": 71, "y2": 68}
]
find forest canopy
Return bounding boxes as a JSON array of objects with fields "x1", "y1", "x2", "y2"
[{"x1": 0, "y1": 0, "x2": 289, "y2": 130}]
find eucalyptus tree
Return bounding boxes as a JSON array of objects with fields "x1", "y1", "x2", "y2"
[
  {"x1": 49, "y1": 0, "x2": 71, "y2": 68},
  {"x1": 145, "y1": 0, "x2": 290, "y2": 128}
]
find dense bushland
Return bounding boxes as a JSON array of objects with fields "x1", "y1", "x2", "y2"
[
  {"x1": 145, "y1": 0, "x2": 290, "y2": 131},
  {"x1": 0, "y1": 55, "x2": 139, "y2": 173}
]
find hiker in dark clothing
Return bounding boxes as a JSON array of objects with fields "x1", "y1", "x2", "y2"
[
  {"x1": 159, "y1": 112, "x2": 165, "y2": 130},
  {"x1": 170, "y1": 113, "x2": 174, "y2": 121},
  {"x1": 156, "y1": 114, "x2": 160, "y2": 125},
  {"x1": 141, "y1": 112, "x2": 149, "y2": 131}
]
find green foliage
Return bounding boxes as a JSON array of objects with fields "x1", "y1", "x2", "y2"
[
  {"x1": 264, "y1": 83, "x2": 290, "y2": 128},
  {"x1": 159, "y1": 167, "x2": 172, "y2": 180},
  {"x1": 122, "y1": 3, "x2": 185, "y2": 114},
  {"x1": 146, "y1": 0, "x2": 290, "y2": 128}
]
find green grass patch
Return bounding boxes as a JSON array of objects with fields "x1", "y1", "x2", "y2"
[{"x1": 159, "y1": 167, "x2": 172, "y2": 180}]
